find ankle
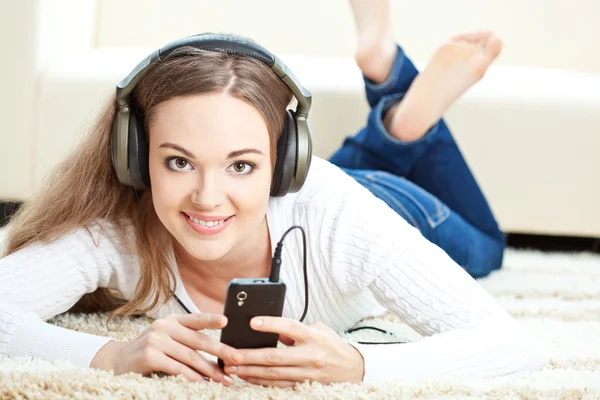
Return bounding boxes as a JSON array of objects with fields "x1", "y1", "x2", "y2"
[
  {"x1": 356, "y1": 38, "x2": 397, "y2": 84},
  {"x1": 385, "y1": 89, "x2": 435, "y2": 142},
  {"x1": 382, "y1": 102, "x2": 399, "y2": 133},
  {"x1": 389, "y1": 106, "x2": 432, "y2": 142}
]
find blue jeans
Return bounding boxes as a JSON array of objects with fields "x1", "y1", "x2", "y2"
[{"x1": 328, "y1": 45, "x2": 506, "y2": 279}]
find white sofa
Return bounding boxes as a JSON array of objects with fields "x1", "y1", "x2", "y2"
[{"x1": 1, "y1": 0, "x2": 600, "y2": 237}]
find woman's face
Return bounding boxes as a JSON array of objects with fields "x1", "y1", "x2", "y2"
[{"x1": 148, "y1": 93, "x2": 273, "y2": 262}]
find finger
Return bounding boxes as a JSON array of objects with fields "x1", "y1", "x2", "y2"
[
  {"x1": 170, "y1": 323, "x2": 243, "y2": 365},
  {"x1": 230, "y1": 365, "x2": 310, "y2": 381},
  {"x1": 234, "y1": 347, "x2": 315, "y2": 367},
  {"x1": 241, "y1": 376, "x2": 299, "y2": 388},
  {"x1": 161, "y1": 336, "x2": 232, "y2": 385},
  {"x1": 278, "y1": 335, "x2": 295, "y2": 346},
  {"x1": 250, "y1": 317, "x2": 311, "y2": 342},
  {"x1": 176, "y1": 313, "x2": 227, "y2": 331},
  {"x1": 151, "y1": 351, "x2": 210, "y2": 383}
]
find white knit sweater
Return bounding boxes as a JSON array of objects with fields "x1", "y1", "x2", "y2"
[{"x1": 0, "y1": 157, "x2": 540, "y2": 383}]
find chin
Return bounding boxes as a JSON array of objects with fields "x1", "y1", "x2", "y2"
[{"x1": 179, "y1": 236, "x2": 232, "y2": 262}]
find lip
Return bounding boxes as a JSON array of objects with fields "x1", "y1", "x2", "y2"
[
  {"x1": 184, "y1": 212, "x2": 232, "y2": 221},
  {"x1": 183, "y1": 212, "x2": 234, "y2": 235}
]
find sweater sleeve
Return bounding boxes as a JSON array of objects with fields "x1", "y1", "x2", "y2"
[
  {"x1": 0, "y1": 221, "x2": 136, "y2": 368},
  {"x1": 351, "y1": 243, "x2": 542, "y2": 382},
  {"x1": 323, "y1": 184, "x2": 542, "y2": 382}
]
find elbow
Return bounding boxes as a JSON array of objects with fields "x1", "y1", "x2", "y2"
[
  {"x1": 490, "y1": 322, "x2": 544, "y2": 377},
  {"x1": 517, "y1": 338, "x2": 544, "y2": 373},
  {"x1": 464, "y1": 318, "x2": 544, "y2": 378},
  {"x1": 507, "y1": 340, "x2": 543, "y2": 375}
]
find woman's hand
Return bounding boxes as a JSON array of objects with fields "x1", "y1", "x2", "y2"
[
  {"x1": 222, "y1": 317, "x2": 365, "y2": 387},
  {"x1": 90, "y1": 313, "x2": 243, "y2": 386}
]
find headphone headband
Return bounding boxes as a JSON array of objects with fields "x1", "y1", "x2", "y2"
[{"x1": 115, "y1": 33, "x2": 312, "y2": 116}]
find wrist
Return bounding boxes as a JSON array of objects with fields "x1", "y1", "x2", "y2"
[
  {"x1": 90, "y1": 340, "x2": 120, "y2": 371},
  {"x1": 346, "y1": 341, "x2": 365, "y2": 382}
]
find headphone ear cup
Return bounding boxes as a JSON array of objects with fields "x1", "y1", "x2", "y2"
[
  {"x1": 127, "y1": 112, "x2": 150, "y2": 190},
  {"x1": 270, "y1": 110, "x2": 297, "y2": 197}
]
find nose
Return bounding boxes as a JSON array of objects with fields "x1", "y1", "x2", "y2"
[{"x1": 190, "y1": 172, "x2": 224, "y2": 209}]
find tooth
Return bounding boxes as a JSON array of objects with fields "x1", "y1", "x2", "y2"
[{"x1": 188, "y1": 215, "x2": 225, "y2": 227}]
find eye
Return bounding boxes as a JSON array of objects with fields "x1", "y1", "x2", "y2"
[
  {"x1": 166, "y1": 157, "x2": 194, "y2": 171},
  {"x1": 227, "y1": 161, "x2": 255, "y2": 175}
]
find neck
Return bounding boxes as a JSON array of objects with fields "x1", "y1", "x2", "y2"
[{"x1": 175, "y1": 217, "x2": 272, "y2": 301}]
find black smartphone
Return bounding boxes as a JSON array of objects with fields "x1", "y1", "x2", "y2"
[{"x1": 218, "y1": 278, "x2": 286, "y2": 368}]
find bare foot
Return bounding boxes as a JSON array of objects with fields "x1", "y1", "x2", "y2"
[
  {"x1": 385, "y1": 30, "x2": 503, "y2": 141},
  {"x1": 350, "y1": 0, "x2": 398, "y2": 83}
]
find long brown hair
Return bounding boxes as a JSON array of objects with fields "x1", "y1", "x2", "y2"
[{"x1": 3, "y1": 44, "x2": 293, "y2": 324}]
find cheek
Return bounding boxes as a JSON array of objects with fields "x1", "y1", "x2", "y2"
[
  {"x1": 234, "y1": 169, "x2": 272, "y2": 210},
  {"x1": 148, "y1": 161, "x2": 186, "y2": 214}
]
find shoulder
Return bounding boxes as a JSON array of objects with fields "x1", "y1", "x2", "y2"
[
  {"x1": 267, "y1": 156, "x2": 405, "y2": 231},
  {"x1": 271, "y1": 156, "x2": 375, "y2": 209},
  {"x1": 267, "y1": 156, "x2": 416, "y2": 256},
  {"x1": 24, "y1": 219, "x2": 138, "y2": 259},
  {"x1": 85, "y1": 219, "x2": 137, "y2": 254},
  {"x1": 269, "y1": 156, "x2": 424, "y2": 264}
]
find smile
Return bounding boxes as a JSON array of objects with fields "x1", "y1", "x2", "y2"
[
  {"x1": 188, "y1": 215, "x2": 227, "y2": 227},
  {"x1": 183, "y1": 213, "x2": 234, "y2": 235}
]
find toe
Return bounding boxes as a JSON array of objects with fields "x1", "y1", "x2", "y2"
[
  {"x1": 484, "y1": 35, "x2": 503, "y2": 60},
  {"x1": 451, "y1": 33, "x2": 468, "y2": 41},
  {"x1": 451, "y1": 30, "x2": 494, "y2": 46},
  {"x1": 470, "y1": 30, "x2": 493, "y2": 43}
]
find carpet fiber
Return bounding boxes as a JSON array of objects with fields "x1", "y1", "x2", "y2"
[{"x1": 1, "y1": 231, "x2": 600, "y2": 398}]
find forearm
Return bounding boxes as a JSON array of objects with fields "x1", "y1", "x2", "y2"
[
  {"x1": 359, "y1": 236, "x2": 541, "y2": 381},
  {"x1": 1, "y1": 301, "x2": 113, "y2": 368},
  {"x1": 0, "y1": 222, "x2": 135, "y2": 368},
  {"x1": 349, "y1": 321, "x2": 541, "y2": 382}
]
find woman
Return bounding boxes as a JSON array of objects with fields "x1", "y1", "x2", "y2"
[{"x1": 0, "y1": 0, "x2": 539, "y2": 387}]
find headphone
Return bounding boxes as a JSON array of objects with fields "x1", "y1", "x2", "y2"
[{"x1": 110, "y1": 33, "x2": 313, "y2": 197}]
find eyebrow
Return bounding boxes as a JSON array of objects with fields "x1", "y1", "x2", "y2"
[{"x1": 158, "y1": 142, "x2": 265, "y2": 159}]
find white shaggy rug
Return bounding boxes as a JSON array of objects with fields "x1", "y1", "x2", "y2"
[{"x1": 1, "y1": 224, "x2": 600, "y2": 399}]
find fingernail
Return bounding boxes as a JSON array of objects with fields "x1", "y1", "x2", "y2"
[
  {"x1": 223, "y1": 375, "x2": 234, "y2": 385},
  {"x1": 227, "y1": 366, "x2": 237, "y2": 372},
  {"x1": 217, "y1": 316, "x2": 226, "y2": 325},
  {"x1": 252, "y1": 318, "x2": 263, "y2": 327}
]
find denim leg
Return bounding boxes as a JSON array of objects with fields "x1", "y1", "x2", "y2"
[
  {"x1": 362, "y1": 44, "x2": 420, "y2": 108},
  {"x1": 329, "y1": 94, "x2": 505, "y2": 243},
  {"x1": 344, "y1": 169, "x2": 504, "y2": 278},
  {"x1": 329, "y1": 93, "x2": 421, "y2": 177},
  {"x1": 328, "y1": 43, "x2": 423, "y2": 175}
]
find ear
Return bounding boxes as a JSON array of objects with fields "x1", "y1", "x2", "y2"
[
  {"x1": 269, "y1": 111, "x2": 297, "y2": 197},
  {"x1": 128, "y1": 111, "x2": 151, "y2": 190}
]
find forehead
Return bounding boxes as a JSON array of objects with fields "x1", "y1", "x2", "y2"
[{"x1": 149, "y1": 93, "x2": 270, "y2": 153}]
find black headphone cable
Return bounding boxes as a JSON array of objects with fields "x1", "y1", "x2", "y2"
[
  {"x1": 268, "y1": 225, "x2": 308, "y2": 322},
  {"x1": 271, "y1": 225, "x2": 406, "y2": 345},
  {"x1": 173, "y1": 225, "x2": 406, "y2": 345}
]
